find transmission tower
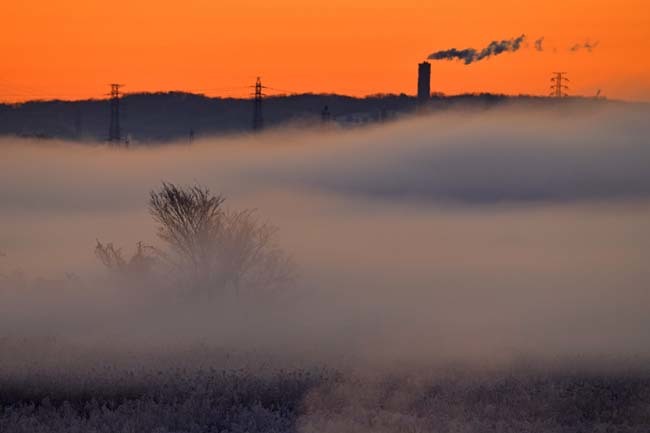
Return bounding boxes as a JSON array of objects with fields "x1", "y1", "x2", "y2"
[
  {"x1": 108, "y1": 84, "x2": 123, "y2": 142},
  {"x1": 252, "y1": 77, "x2": 264, "y2": 131},
  {"x1": 549, "y1": 72, "x2": 569, "y2": 98}
]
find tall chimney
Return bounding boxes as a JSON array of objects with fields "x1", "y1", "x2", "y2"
[{"x1": 417, "y1": 62, "x2": 431, "y2": 102}]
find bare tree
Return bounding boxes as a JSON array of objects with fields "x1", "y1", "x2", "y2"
[
  {"x1": 149, "y1": 183, "x2": 225, "y2": 270},
  {"x1": 218, "y1": 209, "x2": 293, "y2": 291},
  {"x1": 148, "y1": 183, "x2": 293, "y2": 295},
  {"x1": 96, "y1": 183, "x2": 293, "y2": 295}
]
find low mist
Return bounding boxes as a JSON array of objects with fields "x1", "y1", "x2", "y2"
[{"x1": 1, "y1": 101, "x2": 650, "y2": 374}]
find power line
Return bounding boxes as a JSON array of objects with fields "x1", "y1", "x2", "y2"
[
  {"x1": 120, "y1": 85, "x2": 251, "y2": 95},
  {"x1": 0, "y1": 82, "x2": 302, "y2": 103},
  {"x1": 264, "y1": 86, "x2": 298, "y2": 94}
]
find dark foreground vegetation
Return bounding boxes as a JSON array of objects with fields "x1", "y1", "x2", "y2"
[{"x1": 1, "y1": 357, "x2": 650, "y2": 433}]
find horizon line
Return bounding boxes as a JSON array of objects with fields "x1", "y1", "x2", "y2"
[{"x1": 0, "y1": 91, "x2": 638, "y2": 105}]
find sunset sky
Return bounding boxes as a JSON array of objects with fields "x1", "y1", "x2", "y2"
[{"x1": 2, "y1": 0, "x2": 649, "y2": 102}]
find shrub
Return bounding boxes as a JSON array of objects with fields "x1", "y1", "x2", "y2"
[{"x1": 95, "y1": 241, "x2": 157, "y2": 278}]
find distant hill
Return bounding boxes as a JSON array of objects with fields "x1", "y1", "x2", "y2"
[{"x1": 0, "y1": 92, "x2": 630, "y2": 143}]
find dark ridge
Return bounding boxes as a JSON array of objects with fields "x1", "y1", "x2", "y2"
[{"x1": 0, "y1": 92, "x2": 631, "y2": 143}]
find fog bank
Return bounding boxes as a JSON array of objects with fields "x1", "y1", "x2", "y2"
[{"x1": 1, "y1": 103, "x2": 650, "y2": 371}]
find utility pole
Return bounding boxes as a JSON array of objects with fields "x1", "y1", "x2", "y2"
[
  {"x1": 252, "y1": 77, "x2": 264, "y2": 131},
  {"x1": 321, "y1": 105, "x2": 331, "y2": 123},
  {"x1": 549, "y1": 72, "x2": 569, "y2": 98},
  {"x1": 108, "y1": 84, "x2": 123, "y2": 143}
]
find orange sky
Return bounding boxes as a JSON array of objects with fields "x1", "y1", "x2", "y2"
[{"x1": 1, "y1": 0, "x2": 649, "y2": 102}]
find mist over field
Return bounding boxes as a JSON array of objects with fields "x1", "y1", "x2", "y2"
[{"x1": 2, "y1": 103, "x2": 650, "y2": 432}]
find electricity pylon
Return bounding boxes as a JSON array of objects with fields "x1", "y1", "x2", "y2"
[
  {"x1": 252, "y1": 77, "x2": 264, "y2": 131},
  {"x1": 549, "y1": 72, "x2": 569, "y2": 98},
  {"x1": 108, "y1": 84, "x2": 123, "y2": 142}
]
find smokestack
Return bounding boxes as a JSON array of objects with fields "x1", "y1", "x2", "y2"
[{"x1": 418, "y1": 61, "x2": 431, "y2": 102}]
